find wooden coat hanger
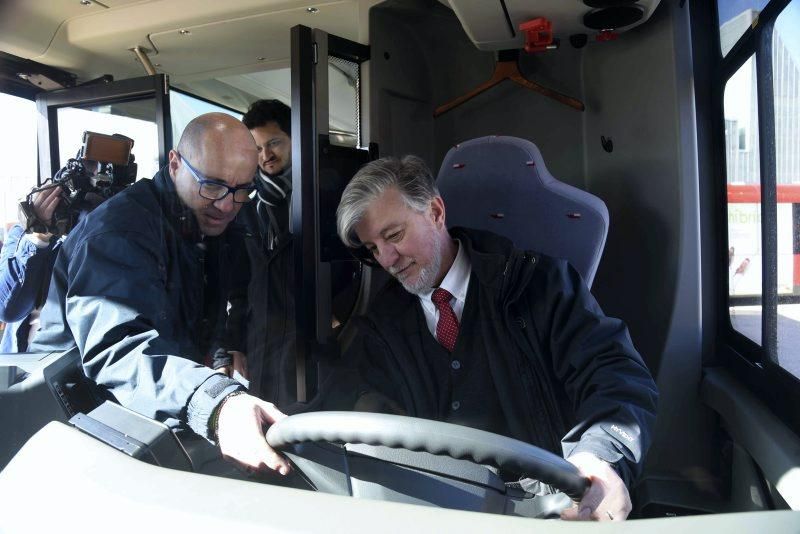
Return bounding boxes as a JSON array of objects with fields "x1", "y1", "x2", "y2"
[{"x1": 433, "y1": 49, "x2": 585, "y2": 117}]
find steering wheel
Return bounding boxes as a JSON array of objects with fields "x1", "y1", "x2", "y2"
[{"x1": 266, "y1": 411, "x2": 589, "y2": 501}]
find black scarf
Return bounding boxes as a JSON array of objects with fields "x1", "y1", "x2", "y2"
[
  {"x1": 257, "y1": 167, "x2": 292, "y2": 207},
  {"x1": 256, "y1": 166, "x2": 292, "y2": 250}
]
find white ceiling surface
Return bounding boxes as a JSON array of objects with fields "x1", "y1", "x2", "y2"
[
  {"x1": 147, "y1": 3, "x2": 360, "y2": 80},
  {"x1": 0, "y1": 0, "x2": 136, "y2": 59},
  {"x1": 0, "y1": 0, "x2": 368, "y2": 83},
  {"x1": 221, "y1": 70, "x2": 292, "y2": 104}
]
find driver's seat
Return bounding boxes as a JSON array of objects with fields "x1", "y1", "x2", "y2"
[{"x1": 436, "y1": 136, "x2": 608, "y2": 288}]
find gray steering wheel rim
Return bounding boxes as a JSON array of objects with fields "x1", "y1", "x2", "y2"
[{"x1": 266, "y1": 411, "x2": 589, "y2": 500}]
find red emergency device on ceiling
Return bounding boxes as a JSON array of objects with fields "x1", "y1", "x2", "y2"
[{"x1": 519, "y1": 17, "x2": 553, "y2": 53}]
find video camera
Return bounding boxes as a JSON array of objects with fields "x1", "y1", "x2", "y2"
[{"x1": 19, "y1": 131, "x2": 137, "y2": 236}]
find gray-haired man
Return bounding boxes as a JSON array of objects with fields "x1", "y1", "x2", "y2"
[{"x1": 336, "y1": 155, "x2": 658, "y2": 521}]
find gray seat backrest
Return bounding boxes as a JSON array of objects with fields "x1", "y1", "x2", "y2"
[{"x1": 436, "y1": 136, "x2": 608, "y2": 288}]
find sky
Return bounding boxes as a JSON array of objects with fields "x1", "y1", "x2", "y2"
[{"x1": 774, "y1": 1, "x2": 800, "y2": 63}]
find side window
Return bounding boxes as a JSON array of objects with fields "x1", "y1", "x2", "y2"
[
  {"x1": 56, "y1": 99, "x2": 160, "y2": 180},
  {"x1": 721, "y1": 0, "x2": 800, "y2": 382},
  {"x1": 726, "y1": 56, "x2": 762, "y2": 346},
  {"x1": 772, "y1": 4, "x2": 800, "y2": 379},
  {"x1": 718, "y1": 1, "x2": 770, "y2": 56},
  {"x1": 0, "y1": 93, "x2": 38, "y2": 233}
]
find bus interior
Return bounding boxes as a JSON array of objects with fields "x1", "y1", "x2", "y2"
[{"x1": 0, "y1": 0, "x2": 799, "y2": 531}]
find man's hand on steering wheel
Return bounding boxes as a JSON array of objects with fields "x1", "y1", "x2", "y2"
[
  {"x1": 560, "y1": 452, "x2": 631, "y2": 521},
  {"x1": 216, "y1": 393, "x2": 292, "y2": 476}
]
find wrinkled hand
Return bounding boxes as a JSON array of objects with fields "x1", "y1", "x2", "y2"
[
  {"x1": 216, "y1": 393, "x2": 292, "y2": 475},
  {"x1": 560, "y1": 452, "x2": 631, "y2": 521}
]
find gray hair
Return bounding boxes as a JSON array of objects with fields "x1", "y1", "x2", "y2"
[{"x1": 336, "y1": 155, "x2": 439, "y2": 248}]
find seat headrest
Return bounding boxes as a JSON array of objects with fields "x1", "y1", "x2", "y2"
[{"x1": 436, "y1": 136, "x2": 608, "y2": 288}]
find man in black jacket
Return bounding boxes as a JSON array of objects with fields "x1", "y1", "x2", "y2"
[
  {"x1": 31, "y1": 113, "x2": 291, "y2": 476},
  {"x1": 226, "y1": 100, "x2": 357, "y2": 406},
  {"x1": 335, "y1": 155, "x2": 658, "y2": 521},
  {"x1": 219, "y1": 99, "x2": 297, "y2": 404}
]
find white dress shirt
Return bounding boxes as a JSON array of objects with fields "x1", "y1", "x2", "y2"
[{"x1": 418, "y1": 239, "x2": 472, "y2": 338}]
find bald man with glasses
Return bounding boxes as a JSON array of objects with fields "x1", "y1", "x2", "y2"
[{"x1": 31, "y1": 113, "x2": 292, "y2": 477}]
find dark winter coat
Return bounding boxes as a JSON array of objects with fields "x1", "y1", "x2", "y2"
[
  {"x1": 225, "y1": 167, "x2": 359, "y2": 408},
  {"x1": 224, "y1": 170, "x2": 298, "y2": 405},
  {"x1": 29, "y1": 168, "x2": 243, "y2": 439},
  {"x1": 344, "y1": 227, "x2": 658, "y2": 486}
]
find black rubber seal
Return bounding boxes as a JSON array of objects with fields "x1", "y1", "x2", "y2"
[
  {"x1": 583, "y1": 6, "x2": 644, "y2": 30},
  {"x1": 583, "y1": 0, "x2": 638, "y2": 8}
]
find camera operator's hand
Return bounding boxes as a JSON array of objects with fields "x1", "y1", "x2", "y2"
[{"x1": 29, "y1": 186, "x2": 63, "y2": 241}]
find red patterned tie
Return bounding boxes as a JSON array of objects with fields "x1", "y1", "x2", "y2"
[{"x1": 432, "y1": 288, "x2": 459, "y2": 352}]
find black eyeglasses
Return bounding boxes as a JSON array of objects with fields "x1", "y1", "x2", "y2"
[{"x1": 178, "y1": 152, "x2": 256, "y2": 203}]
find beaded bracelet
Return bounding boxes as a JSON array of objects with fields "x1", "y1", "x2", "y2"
[{"x1": 210, "y1": 390, "x2": 247, "y2": 441}]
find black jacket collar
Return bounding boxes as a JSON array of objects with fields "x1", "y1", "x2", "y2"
[{"x1": 450, "y1": 227, "x2": 539, "y2": 303}]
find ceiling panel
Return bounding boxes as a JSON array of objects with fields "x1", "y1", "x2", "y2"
[
  {"x1": 15, "y1": 0, "x2": 361, "y2": 83},
  {"x1": 0, "y1": 0, "x2": 105, "y2": 58},
  {"x1": 148, "y1": 3, "x2": 359, "y2": 78}
]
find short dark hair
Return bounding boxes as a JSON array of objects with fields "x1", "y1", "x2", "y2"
[{"x1": 242, "y1": 99, "x2": 291, "y2": 136}]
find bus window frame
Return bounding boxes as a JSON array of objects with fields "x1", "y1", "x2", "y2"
[
  {"x1": 35, "y1": 74, "x2": 172, "y2": 183},
  {"x1": 0, "y1": 51, "x2": 77, "y2": 102},
  {"x1": 713, "y1": 0, "x2": 800, "y2": 432}
]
